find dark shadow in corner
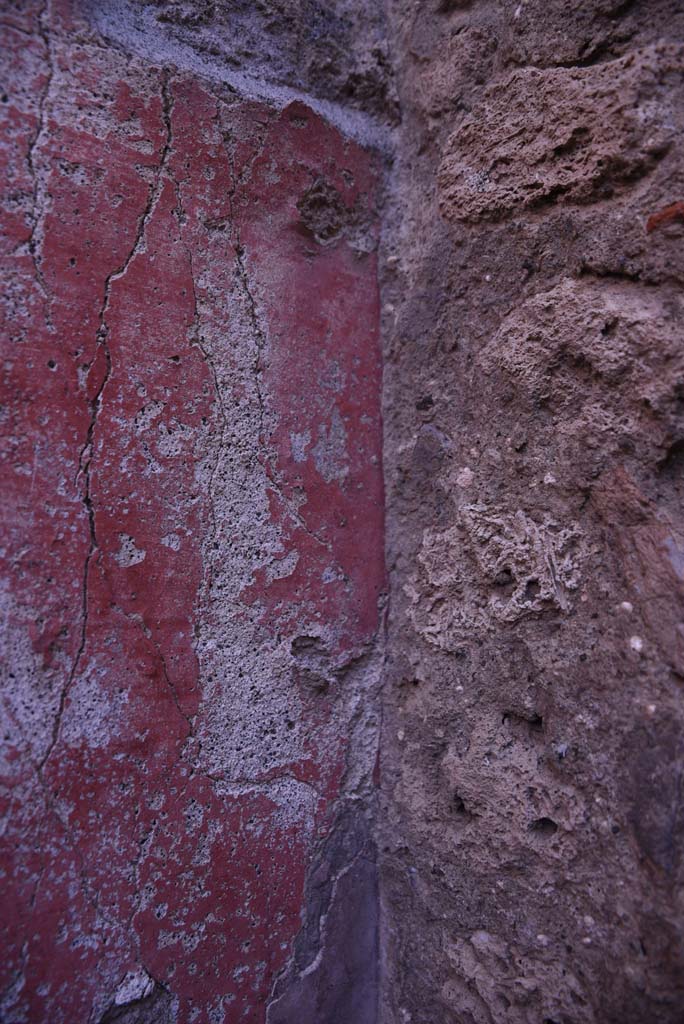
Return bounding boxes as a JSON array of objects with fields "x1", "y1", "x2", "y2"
[{"x1": 267, "y1": 803, "x2": 378, "y2": 1024}]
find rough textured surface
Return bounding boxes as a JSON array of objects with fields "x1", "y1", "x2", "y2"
[
  {"x1": 4, "y1": 0, "x2": 684, "y2": 1022},
  {"x1": 0, "y1": 2, "x2": 383, "y2": 1021},
  {"x1": 439, "y1": 46, "x2": 680, "y2": 222},
  {"x1": 380, "y1": 1, "x2": 684, "y2": 1022},
  {"x1": 86, "y1": 0, "x2": 398, "y2": 143}
]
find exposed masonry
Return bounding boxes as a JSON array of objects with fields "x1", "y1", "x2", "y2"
[{"x1": 379, "y1": 2, "x2": 684, "y2": 1023}]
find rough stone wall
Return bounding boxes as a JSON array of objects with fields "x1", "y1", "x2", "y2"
[
  {"x1": 379, "y1": 2, "x2": 684, "y2": 1023},
  {"x1": 0, "y1": 3, "x2": 386, "y2": 1021}
]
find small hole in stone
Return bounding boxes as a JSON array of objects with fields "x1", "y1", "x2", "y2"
[
  {"x1": 416, "y1": 394, "x2": 434, "y2": 411},
  {"x1": 493, "y1": 567, "x2": 514, "y2": 592},
  {"x1": 169, "y1": 355, "x2": 181, "y2": 363},
  {"x1": 452, "y1": 793, "x2": 469, "y2": 815},
  {"x1": 529, "y1": 817, "x2": 558, "y2": 836},
  {"x1": 69, "y1": 257, "x2": 76, "y2": 266},
  {"x1": 658, "y1": 438, "x2": 684, "y2": 478},
  {"x1": 524, "y1": 578, "x2": 540, "y2": 600},
  {"x1": 502, "y1": 710, "x2": 543, "y2": 733},
  {"x1": 47, "y1": 359, "x2": 56, "y2": 370}
]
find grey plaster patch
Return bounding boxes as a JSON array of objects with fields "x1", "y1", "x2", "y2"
[
  {"x1": 0, "y1": 581, "x2": 64, "y2": 768},
  {"x1": 290, "y1": 430, "x2": 311, "y2": 463},
  {"x1": 312, "y1": 407, "x2": 349, "y2": 483},
  {"x1": 85, "y1": 0, "x2": 394, "y2": 150},
  {"x1": 114, "y1": 533, "x2": 147, "y2": 567}
]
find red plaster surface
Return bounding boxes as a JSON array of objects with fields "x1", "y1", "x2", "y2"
[{"x1": 0, "y1": 4, "x2": 383, "y2": 1021}]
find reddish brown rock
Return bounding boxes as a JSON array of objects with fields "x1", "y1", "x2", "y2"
[
  {"x1": 438, "y1": 45, "x2": 684, "y2": 224},
  {"x1": 380, "y1": 1, "x2": 684, "y2": 1022}
]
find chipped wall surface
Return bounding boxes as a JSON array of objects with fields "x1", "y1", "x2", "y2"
[
  {"x1": 380, "y1": 1, "x2": 684, "y2": 1023},
  {"x1": 0, "y1": 2, "x2": 384, "y2": 1021},
  {"x1": 3, "y1": 0, "x2": 684, "y2": 1022}
]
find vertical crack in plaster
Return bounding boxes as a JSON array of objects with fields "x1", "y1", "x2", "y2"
[
  {"x1": 138, "y1": 77, "x2": 197, "y2": 737},
  {"x1": 231, "y1": 209, "x2": 332, "y2": 552},
  {"x1": 233, "y1": 238, "x2": 267, "y2": 447},
  {"x1": 164, "y1": 92, "x2": 231, "y2": 756},
  {"x1": 143, "y1": 618, "x2": 193, "y2": 734},
  {"x1": 37, "y1": 70, "x2": 174, "y2": 775},
  {"x1": 25, "y1": 0, "x2": 54, "y2": 324},
  {"x1": 28, "y1": 71, "x2": 179, "y2": 969},
  {"x1": 185, "y1": 235, "x2": 228, "y2": 557}
]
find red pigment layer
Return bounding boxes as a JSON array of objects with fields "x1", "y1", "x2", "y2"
[{"x1": 0, "y1": 4, "x2": 383, "y2": 1021}]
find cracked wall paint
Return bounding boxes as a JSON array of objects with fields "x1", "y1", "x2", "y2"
[{"x1": 0, "y1": 3, "x2": 384, "y2": 1022}]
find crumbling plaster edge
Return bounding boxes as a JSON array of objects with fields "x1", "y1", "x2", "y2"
[
  {"x1": 74, "y1": 5, "x2": 397, "y2": 1019},
  {"x1": 84, "y1": 0, "x2": 396, "y2": 153}
]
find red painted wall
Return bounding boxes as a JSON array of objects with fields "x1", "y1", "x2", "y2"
[{"x1": 0, "y1": 3, "x2": 383, "y2": 1021}]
